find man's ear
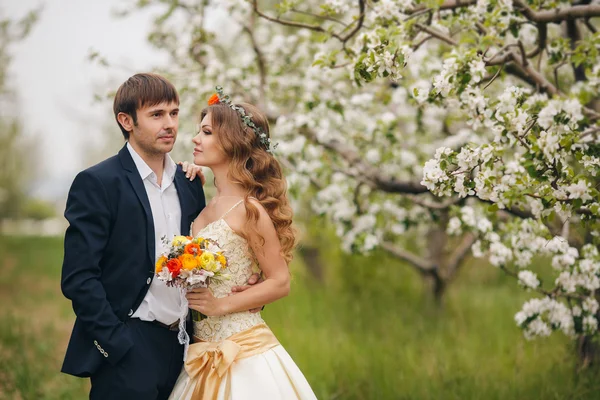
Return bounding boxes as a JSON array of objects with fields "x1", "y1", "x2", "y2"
[{"x1": 117, "y1": 112, "x2": 134, "y2": 133}]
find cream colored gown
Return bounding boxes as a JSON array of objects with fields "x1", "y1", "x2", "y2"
[{"x1": 169, "y1": 204, "x2": 317, "y2": 400}]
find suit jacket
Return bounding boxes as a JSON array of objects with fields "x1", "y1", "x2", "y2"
[{"x1": 61, "y1": 145, "x2": 205, "y2": 377}]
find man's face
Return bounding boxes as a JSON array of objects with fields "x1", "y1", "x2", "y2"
[{"x1": 126, "y1": 101, "x2": 179, "y2": 156}]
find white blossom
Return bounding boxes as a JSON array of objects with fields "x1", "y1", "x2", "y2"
[{"x1": 518, "y1": 270, "x2": 540, "y2": 289}]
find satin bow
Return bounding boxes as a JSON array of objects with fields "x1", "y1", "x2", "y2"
[
  {"x1": 185, "y1": 339, "x2": 241, "y2": 379},
  {"x1": 183, "y1": 323, "x2": 280, "y2": 400}
]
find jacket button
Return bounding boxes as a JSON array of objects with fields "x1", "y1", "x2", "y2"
[
  {"x1": 146, "y1": 277, "x2": 151, "y2": 284},
  {"x1": 128, "y1": 309, "x2": 134, "y2": 317}
]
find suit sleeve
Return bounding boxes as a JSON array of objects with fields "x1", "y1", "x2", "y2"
[
  {"x1": 194, "y1": 177, "x2": 206, "y2": 215},
  {"x1": 61, "y1": 170, "x2": 133, "y2": 366}
]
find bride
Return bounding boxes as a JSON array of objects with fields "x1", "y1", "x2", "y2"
[{"x1": 169, "y1": 88, "x2": 317, "y2": 400}]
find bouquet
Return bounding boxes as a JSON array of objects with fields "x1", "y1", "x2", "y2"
[
  {"x1": 154, "y1": 234, "x2": 229, "y2": 357},
  {"x1": 155, "y1": 234, "x2": 228, "y2": 290}
]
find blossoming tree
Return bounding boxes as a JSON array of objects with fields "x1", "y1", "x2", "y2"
[{"x1": 121, "y1": 0, "x2": 600, "y2": 357}]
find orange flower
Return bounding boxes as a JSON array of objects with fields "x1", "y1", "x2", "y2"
[
  {"x1": 184, "y1": 243, "x2": 201, "y2": 255},
  {"x1": 208, "y1": 93, "x2": 220, "y2": 106},
  {"x1": 155, "y1": 255, "x2": 167, "y2": 273},
  {"x1": 179, "y1": 254, "x2": 198, "y2": 271},
  {"x1": 166, "y1": 258, "x2": 182, "y2": 278}
]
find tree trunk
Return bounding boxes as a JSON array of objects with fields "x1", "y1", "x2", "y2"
[
  {"x1": 426, "y1": 216, "x2": 449, "y2": 304},
  {"x1": 297, "y1": 245, "x2": 325, "y2": 282},
  {"x1": 577, "y1": 335, "x2": 600, "y2": 369}
]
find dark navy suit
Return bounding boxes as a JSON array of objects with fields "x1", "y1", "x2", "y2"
[{"x1": 61, "y1": 145, "x2": 205, "y2": 398}]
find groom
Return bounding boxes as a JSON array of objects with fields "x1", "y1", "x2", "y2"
[{"x1": 61, "y1": 73, "x2": 257, "y2": 399}]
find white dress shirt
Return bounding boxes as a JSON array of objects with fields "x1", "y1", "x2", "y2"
[{"x1": 127, "y1": 143, "x2": 182, "y2": 325}]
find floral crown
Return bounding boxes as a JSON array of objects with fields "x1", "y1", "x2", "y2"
[{"x1": 207, "y1": 86, "x2": 277, "y2": 153}]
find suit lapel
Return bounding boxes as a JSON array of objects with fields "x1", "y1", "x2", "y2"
[{"x1": 119, "y1": 146, "x2": 155, "y2": 263}]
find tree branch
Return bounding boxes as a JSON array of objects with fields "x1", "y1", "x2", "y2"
[
  {"x1": 289, "y1": 8, "x2": 350, "y2": 28},
  {"x1": 445, "y1": 232, "x2": 477, "y2": 279},
  {"x1": 252, "y1": 0, "x2": 344, "y2": 40},
  {"x1": 405, "y1": 0, "x2": 477, "y2": 15},
  {"x1": 407, "y1": 194, "x2": 461, "y2": 209},
  {"x1": 341, "y1": 0, "x2": 366, "y2": 43},
  {"x1": 566, "y1": 19, "x2": 587, "y2": 82},
  {"x1": 414, "y1": 23, "x2": 458, "y2": 46},
  {"x1": 242, "y1": 22, "x2": 268, "y2": 109},
  {"x1": 527, "y1": 23, "x2": 547, "y2": 58},
  {"x1": 514, "y1": 1, "x2": 600, "y2": 24},
  {"x1": 381, "y1": 241, "x2": 437, "y2": 275},
  {"x1": 508, "y1": 50, "x2": 560, "y2": 95},
  {"x1": 300, "y1": 129, "x2": 428, "y2": 194}
]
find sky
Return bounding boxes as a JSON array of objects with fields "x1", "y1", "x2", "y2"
[{"x1": 5, "y1": 0, "x2": 167, "y2": 200}]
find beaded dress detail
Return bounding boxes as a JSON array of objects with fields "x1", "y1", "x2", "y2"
[{"x1": 192, "y1": 201, "x2": 264, "y2": 342}]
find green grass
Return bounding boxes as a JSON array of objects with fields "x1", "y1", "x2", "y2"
[{"x1": 1, "y1": 235, "x2": 600, "y2": 399}]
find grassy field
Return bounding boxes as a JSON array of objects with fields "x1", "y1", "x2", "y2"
[{"x1": 1, "y1": 235, "x2": 599, "y2": 399}]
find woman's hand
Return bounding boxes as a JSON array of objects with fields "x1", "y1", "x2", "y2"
[
  {"x1": 186, "y1": 288, "x2": 227, "y2": 316},
  {"x1": 178, "y1": 161, "x2": 206, "y2": 185}
]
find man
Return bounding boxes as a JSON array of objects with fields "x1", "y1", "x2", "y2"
[{"x1": 60, "y1": 73, "x2": 257, "y2": 399}]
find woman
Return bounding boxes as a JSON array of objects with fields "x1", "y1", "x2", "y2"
[{"x1": 169, "y1": 87, "x2": 317, "y2": 400}]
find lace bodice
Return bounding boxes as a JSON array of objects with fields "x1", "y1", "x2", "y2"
[{"x1": 192, "y1": 217, "x2": 265, "y2": 342}]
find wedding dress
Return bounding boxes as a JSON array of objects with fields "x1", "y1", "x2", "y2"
[{"x1": 169, "y1": 200, "x2": 317, "y2": 400}]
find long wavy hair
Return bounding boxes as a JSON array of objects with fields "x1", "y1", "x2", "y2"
[{"x1": 201, "y1": 102, "x2": 296, "y2": 264}]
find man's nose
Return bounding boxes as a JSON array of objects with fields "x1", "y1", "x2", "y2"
[{"x1": 164, "y1": 114, "x2": 176, "y2": 129}]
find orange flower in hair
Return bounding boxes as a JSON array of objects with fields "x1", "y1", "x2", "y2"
[{"x1": 208, "y1": 93, "x2": 220, "y2": 106}]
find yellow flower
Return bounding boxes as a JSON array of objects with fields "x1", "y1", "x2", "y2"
[
  {"x1": 199, "y1": 252, "x2": 215, "y2": 266},
  {"x1": 200, "y1": 252, "x2": 219, "y2": 272},
  {"x1": 179, "y1": 254, "x2": 197, "y2": 271},
  {"x1": 193, "y1": 237, "x2": 205, "y2": 245},
  {"x1": 172, "y1": 235, "x2": 190, "y2": 246},
  {"x1": 217, "y1": 254, "x2": 227, "y2": 268},
  {"x1": 155, "y1": 255, "x2": 167, "y2": 273}
]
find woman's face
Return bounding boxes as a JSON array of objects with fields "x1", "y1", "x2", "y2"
[{"x1": 192, "y1": 113, "x2": 228, "y2": 167}]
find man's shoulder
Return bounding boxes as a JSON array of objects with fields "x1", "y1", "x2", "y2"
[
  {"x1": 80, "y1": 154, "x2": 122, "y2": 178},
  {"x1": 72, "y1": 153, "x2": 125, "y2": 188},
  {"x1": 174, "y1": 164, "x2": 203, "y2": 190}
]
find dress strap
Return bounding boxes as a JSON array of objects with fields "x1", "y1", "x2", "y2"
[{"x1": 220, "y1": 199, "x2": 244, "y2": 220}]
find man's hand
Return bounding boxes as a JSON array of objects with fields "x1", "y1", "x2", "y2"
[
  {"x1": 230, "y1": 273, "x2": 263, "y2": 313},
  {"x1": 178, "y1": 161, "x2": 206, "y2": 186}
]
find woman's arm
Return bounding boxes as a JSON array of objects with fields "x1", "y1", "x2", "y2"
[{"x1": 186, "y1": 200, "x2": 290, "y2": 316}]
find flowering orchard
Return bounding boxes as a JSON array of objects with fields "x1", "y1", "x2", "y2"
[{"x1": 124, "y1": 0, "x2": 600, "y2": 345}]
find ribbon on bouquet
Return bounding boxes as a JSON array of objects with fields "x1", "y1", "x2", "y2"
[
  {"x1": 178, "y1": 288, "x2": 191, "y2": 361},
  {"x1": 184, "y1": 323, "x2": 279, "y2": 400},
  {"x1": 178, "y1": 282, "x2": 210, "y2": 361}
]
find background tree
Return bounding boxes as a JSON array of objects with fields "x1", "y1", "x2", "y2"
[
  {"x1": 0, "y1": 7, "x2": 41, "y2": 221},
  {"x1": 120, "y1": 0, "x2": 600, "y2": 361}
]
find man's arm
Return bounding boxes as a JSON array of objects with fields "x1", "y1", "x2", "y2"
[{"x1": 61, "y1": 170, "x2": 133, "y2": 366}]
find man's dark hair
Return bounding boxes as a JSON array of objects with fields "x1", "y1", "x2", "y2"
[{"x1": 113, "y1": 73, "x2": 179, "y2": 139}]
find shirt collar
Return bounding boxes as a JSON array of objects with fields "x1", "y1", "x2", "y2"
[
  {"x1": 126, "y1": 142, "x2": 177, "y2": 185},
  {"x1": 163, "y1": 153, "x2": 177, "y2": 183}
]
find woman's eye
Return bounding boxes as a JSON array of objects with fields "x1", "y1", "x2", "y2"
[{"x1": 203, "y1": 130, "x2": 212, "y2": 135}]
